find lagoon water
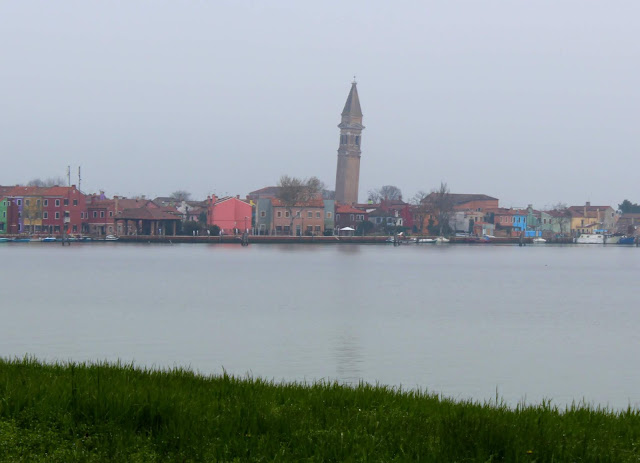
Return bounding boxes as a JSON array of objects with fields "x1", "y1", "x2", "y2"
[{"x1": 1, "y1": 242, "x2": 640, "y2": 409}]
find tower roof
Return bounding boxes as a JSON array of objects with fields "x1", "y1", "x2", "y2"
[{"x1": 341, "y1": 82, "x2": 362, "y2": 118}]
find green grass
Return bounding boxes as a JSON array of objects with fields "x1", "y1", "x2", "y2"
[{"x1": 1, "y1": 357, "x2": 640, "y2": 462}]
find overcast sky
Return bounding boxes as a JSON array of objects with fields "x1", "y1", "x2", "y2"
[{"x1": 1, "y1": 1, "x2": 638, "y2": 208}]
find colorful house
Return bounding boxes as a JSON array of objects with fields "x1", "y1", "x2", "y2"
[
  {"x1": 207, "y1": 195, "x2": 253, "y2": 234},
  {"x1": 271, "y1": 196, "x2": 325, "y2": 236},
  {"x1": 334, "y1": 203, "x2": 367, "y2": 233},
  {"x1": 42, "y1": 185, "x2": 87, "y2": 235},
  {"x1": 568, "y1": 202, "x2": 617, "y2": 235}
]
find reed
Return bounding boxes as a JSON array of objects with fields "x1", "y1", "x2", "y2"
[{"x1": 1, "y1": 357, "x2": 640, "y2": 461}]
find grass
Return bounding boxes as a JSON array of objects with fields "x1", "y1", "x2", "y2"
[{"x1": 1, "y1": 357, "x2": 640, "y2": 461}]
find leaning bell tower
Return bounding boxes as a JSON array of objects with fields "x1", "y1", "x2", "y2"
[{"x1": 334, "y1": 80, "x2": 364, "y2": 205}]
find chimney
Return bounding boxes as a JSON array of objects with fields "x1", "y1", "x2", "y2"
[
  {"x1": 236, "y1": 194, "x2": 240, "y2": 199},
  {"x1": 586, "y1": 201, "x2": 591, "y2": 207}
]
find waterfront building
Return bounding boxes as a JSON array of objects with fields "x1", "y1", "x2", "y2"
[
  {"x1": 616, "y1": 213, "x2": 640, "y2": 234},
  {"x1": 255, "y1": 198, "x2": 273, "y2": 235},
  {"x1": 334, "y1": 203, "x2": 367, "y2": 233},
  {"x1": 323, "y1": 199, "x2": 335, "y2": 234},
  {"x1": 271, "y1": 196, "x2": 325, "y2": 236},
  {"x1": 207, "y1": 195, "x2": 253, "y2": 234},
  {"x1": 86, "y1": 192, "x2": 116, "y2": 236},
  {"x1": 568, "y1": 202, "x2": 617, "y2": 235},
  {"x1": 335, "y1": 81, "x2": 364, "y2": 205},
  {"x1": 43, "y1": 185, "x2": 87, "y2": 235}
]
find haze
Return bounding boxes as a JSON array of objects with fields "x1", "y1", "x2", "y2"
[{"x1": 1, "y1": 1, "x2": 638, "y2": 208}]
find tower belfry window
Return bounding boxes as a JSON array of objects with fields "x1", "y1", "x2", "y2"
[{"x1": 355, "y1": 136, "x2": 360, "y2": 146}]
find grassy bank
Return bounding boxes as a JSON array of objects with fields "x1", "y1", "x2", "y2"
[{"x1": 1, "y1": 358, "x2": 640, "y2": 462}]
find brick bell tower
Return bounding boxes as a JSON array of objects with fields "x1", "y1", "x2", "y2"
[{"x1": 334, "y1": 80, "x2": 364, "y2": 205}]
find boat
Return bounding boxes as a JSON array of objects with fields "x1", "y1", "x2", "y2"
[
  {"x1": 105, "y1": 235, "x2": 119, "y2": 241},
  {"x1": 40, "y1": 237, "x2": 58, "y2": 242},
  {"x1": 79, "y1": 236, "x2": 93, "y2": 242},
  {"x1": 0, "y1": 237, "x2": 10, "y2": 243},
  {"x1": 434, "y1": 236, "x2": 450, "y2": 243},
  {"x1": 619, "y1": 236, "x2": 636, "y2": 245},
  {"x1": 532, "y1": 237, "x2": 546, "y2": 244},
  {"x1": 417, "y1": 238, "x2": 436, "y2": 243},
  {"x1": 575, "y1": 234, "x2": 605, "y2": 244},
  {"x1": 12, "y1": 238, "x2": 31, "y2": 243},
  {"x1": 605, "y1": 235, "x2": 621, "y2": 244}
]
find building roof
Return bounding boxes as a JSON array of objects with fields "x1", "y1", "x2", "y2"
[
  {"x1": 270, "y1": 197, "x2": 325, "y2": 208},
  {"x1": 247, "y1": 186, "x2": 281, "y2": 199},
  {"x1": 335, "y1": 204, "x2": 366, "y2": 214},
  {"x1": 116, "y1": 207, "x2": 181, "y2": 221}
]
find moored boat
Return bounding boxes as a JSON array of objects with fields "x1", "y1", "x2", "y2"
[
  {"x1": 435, "y1": 236, "x2": 450, "y2": 243},
  {"x1": 417, "y1": 238, "x2": 436, "y2": 243},
  {"x1": 532, "y1": 237, "x2": 546, "y2": 244},
  {"x1": 105, "y1": 235, "x2": 119, "y2": 241},
  {"x1": 619, "y1": 236, "x2": 636, "y2": 245},
  {"x1": 605, "y1": 235, "x2": 621, "y2": 244},
  {"x1": 575, "y1": 234, "x2": 605, "y2": 244},
  {"x1": 40, "y1": 237, "x2": 57, "y2": 242},
  {"x1": 0, "y1": 237, "x2": 10, "y2": 243},
  {"x1": 12, "y1": 238, "x2": 31, "y2": 243}
]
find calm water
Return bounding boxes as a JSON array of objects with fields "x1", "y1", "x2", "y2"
[{"x1": 1, "y1": 242, "x2": 639, "y2": 408}]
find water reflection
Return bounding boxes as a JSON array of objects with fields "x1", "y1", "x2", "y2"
[{"x1": 331, "y1": 328, "x2": 364, "y2": 385}]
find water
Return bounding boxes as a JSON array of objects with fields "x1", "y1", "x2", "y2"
[{"x1": 1, "y1": 242, "x2": 639, "y2": 409}]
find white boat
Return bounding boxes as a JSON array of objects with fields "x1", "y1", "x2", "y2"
[
  {"x1": 575, "y1": 234, "x2": 604, "y2": 244},
  {"x1": 532, "y1": 237, "x2": 546, "y2": 244},
  {"x1": 105, "y1": 235, "x2": 119, "y2": 241},
  {"x1": 605, "y1": 235, "x2": 621, "y2": 244},
  {"x1": 417, "y1": 238, "x2": 436, "y2": 243},
  {"x1": 435, "y1": 236, "x2": 450, "y2": 243}
]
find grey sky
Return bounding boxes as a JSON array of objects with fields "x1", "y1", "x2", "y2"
[{"x1": 1, "y1": 1, "x2": 638, "y2": 208}]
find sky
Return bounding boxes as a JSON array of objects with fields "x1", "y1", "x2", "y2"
[{"x1": 1, "y1": 0, "x2": 638, "y2": 209}]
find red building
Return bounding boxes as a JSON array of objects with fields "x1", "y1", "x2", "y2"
[
  {"x1": 42, "y1": 185, "x2": 87, "y2": 235},
  {"x1": 335, "y1": 204, "x2": 367, "y2": 231},
  {"x1": 86, "y1": 193, "x2": 117, "y2": 236},
  {"x1": 207, "y1": 195, "x2": 253, "y2": 234}
]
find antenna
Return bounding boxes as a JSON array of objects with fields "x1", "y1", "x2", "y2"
[
  {"x1": 78, "y1": 166, "x2": 82, "y2": 192},
  {"x1": 67, "y1": 166, "x2": 71, "y2": 187}
]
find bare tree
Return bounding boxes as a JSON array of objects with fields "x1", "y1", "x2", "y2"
[
  {"x1": 410, "y1": 190, "x2": 430, "y2": 234},
  {"x1": 550, "y1": 202, "x2": 572, "y2": 236},
  {"x1": 170, "y1": 190, "x2": 191, "y2": 202},
  {"x1": 276, "y1": 175, "x2": 323, "y2": 235},
  {"x1": 368, "y1": 185, "x2": 402, "y2": 203},
  {"x1": 428, "y1": 182, "x2": 453, "y2": 236},
  {"x1": 26, "y1": 176, "x2": 66, "y2": 187}
]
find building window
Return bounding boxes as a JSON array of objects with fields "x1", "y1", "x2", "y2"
[
  {"x1": 100, "y1": 211, "x2": 105, "y2": 218},
  {"x1": 355, "y1": 136, "x2": 360, "y2": 146},
  {"x1": 44, "y1": 199, "x2": 48, "y2": 206},
  {"x1": 295, "y1": 211, "x2": 301, "y2": 218},
  {"x1": 307, "y1": 211, "x2": 313, "y2": 219},
  {"x1": 73, "y1": 199, "x2": 78, "y2": 206},
  {"x1": 336, "y1": 214, "x2": 340, "y2": 220},
  {"x1": 109, "y1": 211, "x2": 113, "y2": 217},
  {"x1": 260, "y1": 211, "x2": 266, "y2": 218},
  {"x1": 285, "y1": 211, "x2": 290, "y2": 218},
  {"x1": 350, "y1": 214, "x2": 354, "y2": 221},
  {"x1": 327, "y1": 212, "x2": 332, "y2": 219},
  {"x1": 55, "y1": 199, "x2": 60, "y2": 207},
  {"x1": 277, "y1": 211, "x2": 282, "y2": 218},
  {"x1": 109, "y1": 226, "x2": 113, "y2": 233},
  {"x1": 55, "y1": 212, "x2": 60, "y2": 219},
  {"x1": 36, "y1": 199, "x2": 41, "y2": 206},
  {"x1": 25, "y1": 199, "x2": 30, "y2": 206},
  {"x1": 316, "y1": 212, "x2": 321, "y2": 219},
  {"x1": 17, "y1": 199, "x2": 21, "y2": 206},
  {"x1": 64, "y1": 199, "x2": 69, "y2": 206},
  {"x1": 72, "y1": 225, "x2": 78, "y2": 232},
  {"x1": 93, "y1": 211, "x2": 98, "y2": 218},
  {"x1": 43, "y1": 212, "x2": 48, "y2": 219}
]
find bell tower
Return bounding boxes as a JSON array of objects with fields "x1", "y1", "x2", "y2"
[{"x1": 335, "y1": 80, "x2": 364, "y2": 205}]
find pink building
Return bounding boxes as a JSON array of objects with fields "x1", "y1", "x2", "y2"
[{"x1": 207, "y1": 195, "x2": 253, "y2": 234}]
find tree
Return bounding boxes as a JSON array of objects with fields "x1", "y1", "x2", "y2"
[
  {"x1": 618, "y1": 199, "x2": 640, "y2": 214},
  {"x1": 182, "y1": 220, "x2": 199, "y2": 236},
  {"x1": 410, "y1": 190, "x2": 430, "y2": 234},
  {"x1": 170, "y1": 190, "x2": 191, "y2": 202},
  {"x1": 356, "y1": 220, "x2": 374, "y2": 236},
  {"x1": 368, "y1": 185, "x2": 402, "y2": 203},
  {"x1": 428, "y1": 182, "x2": 453, "y2": 236},
  {"x1": 26, "y1": 176, "x2": 66, "y2": 187},
  {"x1": 276, "y1": 175, "x2": 323, "y2": 235},
  {"x1": 550, "y1": 202, "x2": 572, "y2": 236}
]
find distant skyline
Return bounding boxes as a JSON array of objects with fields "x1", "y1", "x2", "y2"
[{"x1": 1, "y1": 1, "x2": 638, "y2": 209}]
